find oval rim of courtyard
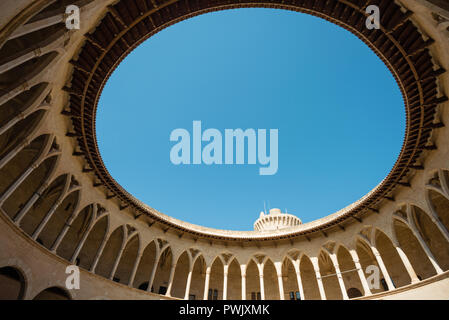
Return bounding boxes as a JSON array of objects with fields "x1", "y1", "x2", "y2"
[
  {"x1": 95, "y1": 8, "x2": 406, "y2": 232},
  {"x1": 74, "y1": 3, "x2": 437, "y2": 240}
]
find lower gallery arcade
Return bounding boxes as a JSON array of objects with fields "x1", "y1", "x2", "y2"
[{"x1": 1, "y1": 0, "x2": 449, "y2": 300}]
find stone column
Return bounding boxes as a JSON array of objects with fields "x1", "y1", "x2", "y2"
[
  {"x1": 70, "y1": 222, "x2": 94, "y2": 263},
  {"x1": 147, "y1": 254, "x2": 161, "y2": 293},
  {"x1": 408, "y1": 207, "x2": 444, "y2": 275},
  {"x1": 0, "y1": 138, "x2": 29, "y2": 170},
  {"x1": 427, "y1": 210, "x2": 449, "y2": 243},
  {"x1": 259, "y1": 274, "x2": 265, "y2": 300},
  {"x1": 14, "y1": 186, "x2": 46, "y2": 223},
  {"x1": 274, "y1": 261, "x2": 285, "y2": 300},
  {"x1": 90, "y1": 231, "x2": 111, "y2": 273},
  {"x1": 223, "y1": 264, "x2": 229, "y2": 300},
  {"x1": 128, "y1": 249, "x2": 144, "y2": 287},
  {"x1": 277, "y1": 271, "x2": 285, "y2": 300},
  {"x1": 184, "y1": 267, "x2": 194, "y2": 300},
  {"x1": 203, "y1": 266, "x2": 211, "y2": 300},
  {"x1": 371, "y1": 246, "x2": 395, "y2": 290},
  {"x1": 165, "y1": 263, "x2": 177, "y2": 297},
  {"x1": 51, "y1": 207, "x2": 80, "y2": 251},
  {"x1": 258, "y1": 264, "x2": 265, "y2": 300},
  {"x1": 9, "y1": 13, "x2": 65, "y2": 40},
  {"x1": 0, "y1": 162, "x2": 38, "y2": 204},
  {"x1": 31, "y1": 173, "x2": 70, "y2": 240},
  {"x1": 109, "y1": 237, "x2": 127, "y2": 280},
  {"x1": 438, "y1": 169, "x2": 449, "y2": 196},
  {"x1": 310, "y1": 257, "x2": 326, "y2": 300},
  {"x1": 240, "y1": 264, "x2": 246, "y2": 300},
  {"x1": 395, "y1": 246, "x2": 420, "y2": 283},
  {"x1": 293, "y1": 261, "x2": 305, "y2": 300},
  {"x1": 0, "y1": 34, "x2": 64, "y2": 74},
  {"x1": 329, "y1": 253, "x2": 349, "y2": 300},
  {"x1": 31, "y1": 195, "x2": 65, "y2": 240},
  {"x1": 411, "y1": 227, "x2": 443, "y2": 274},
  {"x1": 349, "y1": 250, "x2": 371, "y2": 296}
]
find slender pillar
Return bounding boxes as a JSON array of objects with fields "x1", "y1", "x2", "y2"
[
  {"x1": 0, "y1": 83, "x2": 32, "y2": 110},
  {"x1": 223, "y1": 264, "x2": 228, "y2": 300},
  {"x1": 411, "y1": 227, "x2": 443, "y2": 274},
  {"x1": 0, "y1": 138, "x2": 29, "y2": 170},
  {"x1": 408, "y1": 207, "x2": 444, "y2": 274},
  {"x1": 165, "y1": 263, "x2": 177, "y2": 297},
  {"x1": 240, "y1": 265, "x2": 246, "y2": 300},
  {"x1": 310, "y1": 257, "x2": 326, "y2": 300},
  {"x1": 9, "y1": 14, "x2": 65, "y2": 39},
  {"x1": 31, "y1": 173, "x2": 69, "y2": 241},
  {"x1": 277, "y1": 272, "x2": 285, "y2": 300},
  {"x1": 147, "y1": 253, "x2": 161, "y2": 293},
  {"x1": 293, "y1": 261, "x2": 305, "y2": 300},
  {"x1": 128, "y1": 250, "x2": 144, "y2": 287},
  {"x1": 241, "y1": 273, "x2": 246, "y2": 300},
  {"x1": 0, "y1": 105, "x2": 46, "y2": 137},
  {"x1": 438, "y1": 169, "x2": 449, "y2": 196},
  {"x1": 203, "y1": 266, "x2": 211, "y2": 300},
  {"x1": 274, "y1": 261, "x2": 285, "y2": 300},
  {"x1": 259, "y1": 273, "x2": 265, "y2": 300},
  {"x1": 0, "y1": 162, "x2": 38, "y2": 204},
  {"x1": 0, "y1": 34, "x2": 64, "y2": 74},
  {"x1": 371, "y1": 246, "x2": 395, "y2": 290},
  {"x1": 90, "y1": 231, "x2": 111, "y2": 273},
  {"x1": 428, "y1": 212, "x2": 449, "y2": 243},
  {"x1": 184, "y1": 268, "x2": 194, "y2": 300},
  {"x1": 32, "y1": 195, "x2": 65, "y2": 240},
  {"x1": 109, "y1": 238, "x2": 127, "y2": 280},
  {"x1": 349, "y1": 250, "x2": 371, "y2": 296},
  {"x1": 14, "y1": 183, "x2": 48, "y2": 223},
  {"x1": 329, "y1": 253, "x2": 349, "y2": 300},
  {"x1": 257, "y1": 264, "x2": 265, "y2": 300},
  {"x1": 70, "y1": 220, "x2": 95, "y2": 263},
  {"x1": 70, "y1": 219, "x2": 95, "y2": 263},
  {"x1": 395, "y1": 246, "x2": 420, "y2": 283},
  {"x1": 51, "y1": 206, "x2": 80, "y2": 251}
]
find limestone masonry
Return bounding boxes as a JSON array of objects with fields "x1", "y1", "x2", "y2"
[{"x1": 0, "y1": 0, "x2": 449, "y2": 300}]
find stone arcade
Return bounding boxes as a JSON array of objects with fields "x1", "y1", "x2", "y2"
[{"x1": 0, "y1": 0, "x2": 449, "y2": 300}]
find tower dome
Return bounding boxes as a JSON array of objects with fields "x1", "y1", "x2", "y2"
[{"x1": 254, "y1": 208, "x2": 302, "y2": 231}]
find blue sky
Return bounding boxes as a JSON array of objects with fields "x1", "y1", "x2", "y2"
[{"x1": 97, "y1": 8, "x2": 404, "y2": 231}]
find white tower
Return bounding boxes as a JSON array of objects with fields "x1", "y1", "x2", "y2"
[{"x1": 254, "y1": 208, "x2": 302, "y2": 231}]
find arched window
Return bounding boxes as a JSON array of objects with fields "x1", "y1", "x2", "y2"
[{"x1": 0, "y1": 267, "x2": 26, "y2": 300}]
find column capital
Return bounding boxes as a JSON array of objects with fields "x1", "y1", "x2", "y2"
[{"x1": 33, "y1": 47, "x2": 42, "y2": 56}]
